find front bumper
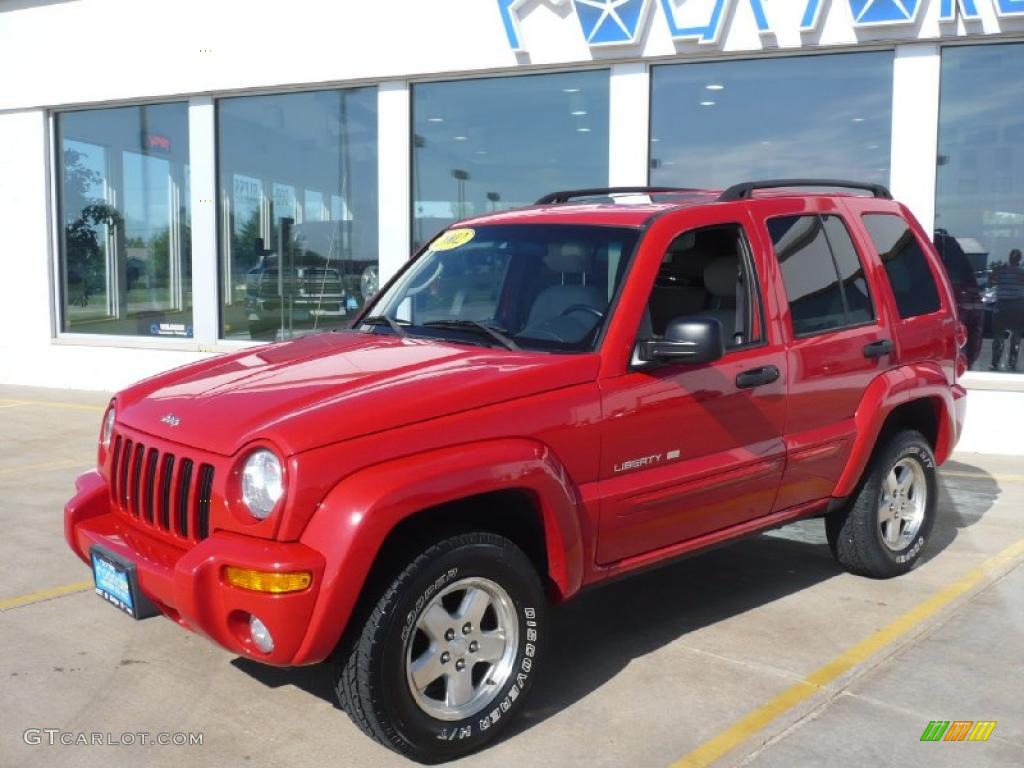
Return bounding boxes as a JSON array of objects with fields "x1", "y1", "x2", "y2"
[{"x1": 65, "y1": 470, "x2": 326, "y2": 666}]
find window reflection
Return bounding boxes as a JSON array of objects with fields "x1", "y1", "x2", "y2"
[
  {"x1": 57, "y1": 104, "x2": 191, "y2": 336},
  {"x1": 936, "y1": 43, "x2": 1024, "y2": 373},
  {"x1": 650, "y1": 53, "x2": 893, "y2": 188},
  {"x1": 218, "y1": 88, "x2": 378, "y2": 341},
  {"x1": 412, "y1": 71, "x2": 610, "y2": 249}
]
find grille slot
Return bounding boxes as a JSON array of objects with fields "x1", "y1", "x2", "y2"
[
  {"x1": 109, "y1": 435, "x2": 122, "y2": 502},
  {"x1": 118, "y1": 439, "x2": 133, "y2": 507},
  {"x1": 159, "y1": 454, "x2": 175, "y2": 530},
  {"x1": 130, "y1": 443, "x2": 145, "y2": 516},
  {"x1": 143, "y1": 448, "x2": 159, "y2": 522},
  {"x1": 176, "y1": 459, "x2": 194, "y2": 538},
  {"x1": 107, "y1": 430, "x2": 215, "y2": 543},
  {"x1": 196, "y1": 464, "x2": 214, "y2": 541}
]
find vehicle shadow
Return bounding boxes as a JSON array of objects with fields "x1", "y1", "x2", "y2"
[
  {"x1": 510, "y1": 532, "x2": 841, "y2": 739},
  {"x1": 918, "y1": 458, "x2": 1001, "y2": 566},
  {"x1": 231, "y1": 459, "x2": 1002, "y2": 738}
]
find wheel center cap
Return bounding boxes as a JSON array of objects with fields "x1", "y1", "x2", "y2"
[{"x1": 449, "y1": 636, "x2": 469, "y2": 657}]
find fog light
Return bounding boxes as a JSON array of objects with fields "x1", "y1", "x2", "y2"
[{"x1": 249, "y1": 615, "x2": 274, "y2": 654}]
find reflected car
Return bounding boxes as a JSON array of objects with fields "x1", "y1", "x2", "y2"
[{"x1": 244, "y1": 257, "x2": 349, "y2": 340}]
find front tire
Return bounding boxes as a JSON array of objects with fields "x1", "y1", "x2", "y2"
[
  {"x1": 826, "y1": 429, "x2": 937, "y2": 578},
  {"x1": 333, "y1": 532, "x2": 545, "y2": 763}
]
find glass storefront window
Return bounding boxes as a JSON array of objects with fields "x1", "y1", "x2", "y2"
[
  {"x1": 57, "y1": 103, "x2": 191, "y2": 337},
  {"x1": 649, "y1": 52, "x2": 893, "y2": 189},
  {"x1": 218, "y1": 88, "x2": 378, "y2": 341},
  {"x1": 412, "y1": 70, "x2": 610, "y2": 249},
  {"x1": 936, "y1": 43, "x2": 1024, "y2": 374}
]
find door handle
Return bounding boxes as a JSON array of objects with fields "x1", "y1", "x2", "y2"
[
  {"x1": 735, "y1": 365, "x2": 780, "y2": 389},
  {"x1": 863, "y1": 339, "x2": 894, "y2": 358}
]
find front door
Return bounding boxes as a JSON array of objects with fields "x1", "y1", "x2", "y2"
[{"x1": 596, "y1": 220, "x2": 787, "y2": 565}]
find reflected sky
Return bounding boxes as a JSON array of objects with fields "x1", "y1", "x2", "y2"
[
  {"x1": 412, "y1": 71, "x2": 610, "y2": 248},
  {"x1": 936, "y1": 43, "x2": 1024, "y2": 271},
  {"x1": 650, "y1": 52, "x2": 893, "y2": 189},
  {"x1": 218, "y1": 87, "x2": 378, "y2": 260}
]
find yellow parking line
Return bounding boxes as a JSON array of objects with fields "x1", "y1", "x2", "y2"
[
  {"x1": 0, "y1": 398, "x2": 104, "y2": 412},
  {"x1": 670, "y1": 537, "x2": 1024, "y2": 768},
  {"x1": 0, "y1": 581, "x2": 93, "y2": 612}
]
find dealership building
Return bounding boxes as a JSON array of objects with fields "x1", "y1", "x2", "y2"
[{"x1": 1, "y1": 0, "x2": 1022, "y2": 451}]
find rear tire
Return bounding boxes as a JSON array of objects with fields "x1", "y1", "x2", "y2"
[
  {"x1": 333, "y1": 532, "x2": 545, "y2": 763},
  {"x1": 826, "y1": 429, "x2": 936, "y2": 578}
]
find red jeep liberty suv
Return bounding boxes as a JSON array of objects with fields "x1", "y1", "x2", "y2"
[{"x1": 65, "y1": 180, "x2": 967, "y2": 762}]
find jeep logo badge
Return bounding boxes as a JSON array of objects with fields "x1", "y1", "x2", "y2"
[{"x1": 160, "y1": 413, "x2": 181, "y2": 427}]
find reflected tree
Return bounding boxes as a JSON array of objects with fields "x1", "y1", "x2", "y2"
[{"x1": 63, "y1": 148, "x2": 122, "y2": 307}]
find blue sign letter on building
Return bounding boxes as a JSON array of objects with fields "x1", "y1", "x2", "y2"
[
  {"x1": 800, "y1": 0, "x2": 825, "y2": 30},
  {"x1": 574, "y1": 0, "x2": 649, "y2": 45},
  {"x1": 660, "y1": 0, "x2": 769, "y2": 43},
  {"x1": 995, "y1": 0, "x2": 1024, "y2": 16},
  {"x1": 497, "y1": 0, "x2": 524, "y2": 50},
  {"x1": 848, "y1": 0, "x2": 922, "y2": 25},
  {"x1": 939, "y1": 0, "x2": 980, "y2": 21}
]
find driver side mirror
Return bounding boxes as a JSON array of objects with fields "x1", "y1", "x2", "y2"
[{"x1": 639, "y1": 317, "x2": 725, "y2": 365}]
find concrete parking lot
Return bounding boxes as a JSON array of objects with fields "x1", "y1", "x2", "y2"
[{"x1": 1, "y1": 385, "x2": 1022, "y2": 768}]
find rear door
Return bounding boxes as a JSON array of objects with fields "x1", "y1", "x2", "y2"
[
  {"x1": 751, "y1": 197, "x2": 895, "y2": 512},
  {"x1": 845, "y1": 199, "x2": 959, "y2": 378}
]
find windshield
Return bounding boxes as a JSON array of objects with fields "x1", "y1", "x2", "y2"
[{"x1": 362, "y1": 224, "x2": 640, "y2": 352}]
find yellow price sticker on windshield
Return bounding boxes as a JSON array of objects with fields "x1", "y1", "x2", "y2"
[{"x1": 430, "y1": 228, "x2": 475, "y2": 251}]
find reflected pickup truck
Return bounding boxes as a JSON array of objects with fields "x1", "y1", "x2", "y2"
[{"x1": 65, "y1": 180, "x2": 967, "y2": 762}]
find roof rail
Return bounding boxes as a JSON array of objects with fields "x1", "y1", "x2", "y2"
[
  {"x1": 535, "y1": 186, "x2": 702, "y2": 204},
  {"x1": 717, "y1": 179, "x2": 892, "y2": 202}
]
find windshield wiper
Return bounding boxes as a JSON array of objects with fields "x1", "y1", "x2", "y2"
[
  {"x1": 360, "y1": 314, "x2": 408, "y2": 338},
  {"x1": 421, "y1": 320, "x2": 519, "y2": 351}
]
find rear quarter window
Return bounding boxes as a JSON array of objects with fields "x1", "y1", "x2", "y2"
[{"x1": 862, "y1": 214, "x2": 942, "y2": 318}]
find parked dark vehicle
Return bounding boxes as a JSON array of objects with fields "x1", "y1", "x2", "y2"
[
  {"x1": 934, "y1": 229, "x2": 983, "y2": 366},
  {"x1": 245, "y1": 255, "x2": 348, "y2": 340},
  {"x1": 243, "y1": 218, "x2": 378, "y2": 340}
]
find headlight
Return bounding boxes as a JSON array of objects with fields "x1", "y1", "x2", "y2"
[
  {"x1": 241, "y1": 449, "x2": 284, "y2": 520},
  {"x1": 100, "y1": 404, "x2": 116, "y2": 449}
]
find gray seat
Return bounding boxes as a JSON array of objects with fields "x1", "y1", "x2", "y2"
[
  {"x1": 694, "y1": 255, "x2": 744, "y2": 346},
  {"x1": 524, "y1": 243, "x2": 605, "y2": 329}
]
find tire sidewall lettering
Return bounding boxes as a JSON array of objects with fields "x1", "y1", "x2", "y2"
[
  {"x1": 401, "y1": 567, "x2": 459, "y2": 644},
  {"x1": 885, "y1": 442, "x2": 935, "y2": 565}
]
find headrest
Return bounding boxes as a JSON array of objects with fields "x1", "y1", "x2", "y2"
[
  {"x1": 545, "y1": 242, "x2": 591, "y2": 274},
  {"x1": 704, "y1": 255, "x2": 739, "y2": 298}
]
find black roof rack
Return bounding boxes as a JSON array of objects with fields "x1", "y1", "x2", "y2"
[
  {"x1": 718, "y1": 179, "x2": 892, "y2": 202},
  {"x1": 535, "y1": 186, "x2": 702, "y2": 204}
]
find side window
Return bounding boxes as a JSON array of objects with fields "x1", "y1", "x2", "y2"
[
  {"x1": 824, "y1": 216, "x2": 875, "y2": 325},
  {"x1": 862, "y1": 214, "x2": 942, "y2": 318},
  {"x1": 767, "y1": 214, "x2": 876, "y2": 336},
  {"x1": 640, "y1": 223, "x2": 762, "y2": 350}
]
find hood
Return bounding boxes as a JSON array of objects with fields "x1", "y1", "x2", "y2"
[{"x1": 117, "y1": 331, "x2": 599, "y2": 456}]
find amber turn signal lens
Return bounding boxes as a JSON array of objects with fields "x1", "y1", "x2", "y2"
[{"x1": 223, "y1": 567, "x2": 312, "y2": 593}]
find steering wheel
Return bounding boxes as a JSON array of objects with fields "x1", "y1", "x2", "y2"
[{"x1": 559, "y1": 304, "x2": 605, "y2": 321}]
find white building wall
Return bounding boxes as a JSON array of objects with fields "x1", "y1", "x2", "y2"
[{"x1": 0, "y1": 110, "x2": 214, "y2": 390}]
